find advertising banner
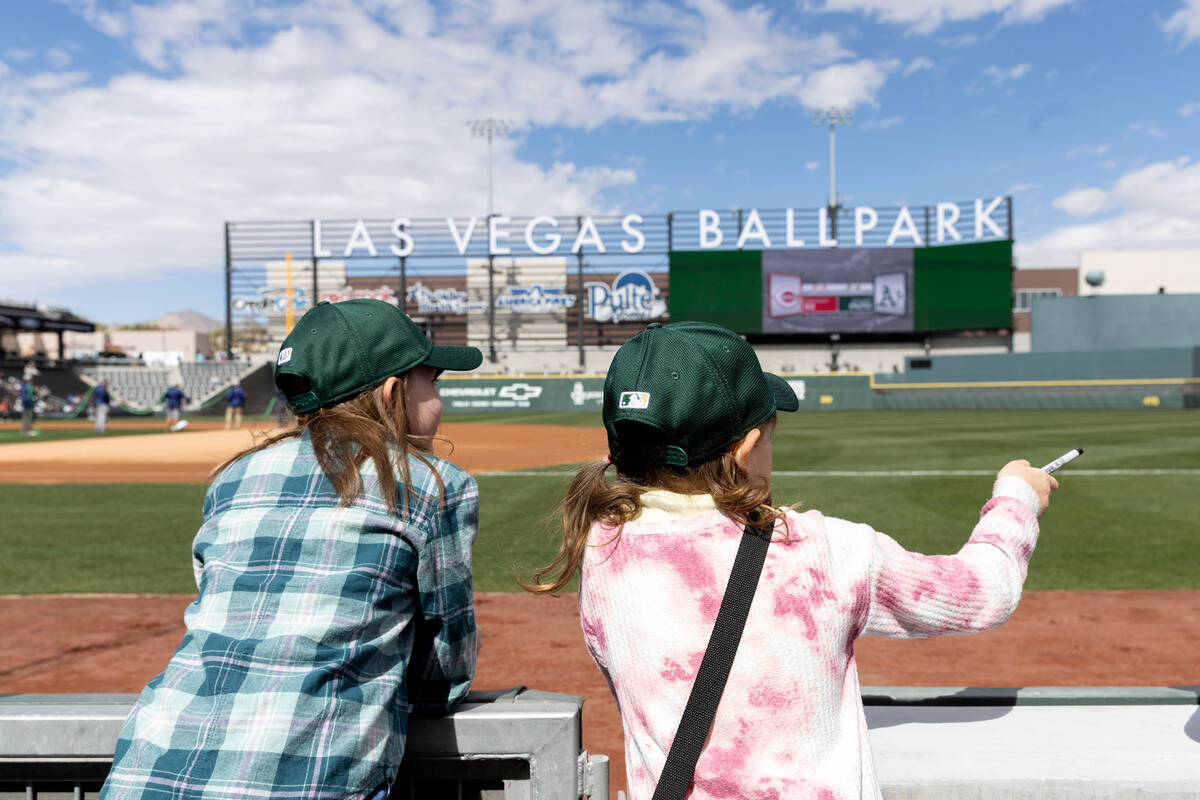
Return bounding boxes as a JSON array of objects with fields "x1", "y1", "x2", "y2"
[{"x1": 438, "y1": 376, "x2": 605, "y2": 413}]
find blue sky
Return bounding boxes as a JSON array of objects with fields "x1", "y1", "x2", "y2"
[{"x1": 1, "y1": 0, "x2": 1198, "y2": 325}]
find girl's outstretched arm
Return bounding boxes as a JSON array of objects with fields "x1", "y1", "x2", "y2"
[{"x1": 860, "y1": 471, "x2": 1046, "y2": 638}]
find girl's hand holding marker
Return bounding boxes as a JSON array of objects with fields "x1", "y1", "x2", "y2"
[{"x1": 997, "y1": 448, "x2": 1081, "y2": 517}]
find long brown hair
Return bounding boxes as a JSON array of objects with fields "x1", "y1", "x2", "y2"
[
  {"x1": 211, "y1": 374, "x2": 442, "y2": 516},
  {"x1": 522, "y1": 419, "x2": 785, "y2": 594}
]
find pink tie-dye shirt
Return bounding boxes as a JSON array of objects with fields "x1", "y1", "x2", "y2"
[{"x1": 578, "y1": 475, "x2": 1042, "y2": 800}]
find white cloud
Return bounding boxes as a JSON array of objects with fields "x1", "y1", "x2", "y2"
[
  {"x1": 859, "y1": 115, "x2": 903, "y2": 130},
  {"x1": 1163, "y1": 0, "x2": 1200, "y2": 45},
  {"x1": 804, "y1": 161, "x2": 821, "y2": 170},
  {"x1": 45, "y1": 47, "x2": 73, "y2": 69},
  {"x1": 1066, "y1": 143, "x2": 1109, "y2": 158},
  {"x1": 1179, "y1": 101, "x2": 1200, "y2": 117},
  {"x1": 1052, "y1": 187, "x2": 1108, "y2": 219},
  {"x1": 2, "y1": 0, "x2": 898, "y2": 297},
  {"x1": 797, "y1": 58, "x2": 899, "y2": 109},
  {"x1": 1008, "y1": 182, "x2": 1036, "y2": 193},
  {"x1": 982, "y1": 63, "x2": 1032, "y2": 84},
  {"x1": 818, "y1": 0, "x2": 1076, "y2": 34},
  {"x1": 1098, "y1": 160, "x2": 1117, "y2": 169},
  {"x1": 1129, "y1": 121, "x2": 1166, "y2": 138},
  {"x1": 1018, "y1": 157, "x2": 1200, "y2": 265},
  {"x1": 902, "y1": 56, "x2": 933, "y2": 76}
]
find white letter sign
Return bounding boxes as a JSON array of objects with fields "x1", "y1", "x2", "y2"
[
  {"x1": 699, "y1": 209, "x2": 723, "y2": 249},
  {"x1": 886, "y1": 206, "x2": 923, "y2": 246},
  {"x1": 572, "y1": 216, "x2": 606, "y2": 254},
  {"x1": 489, "y1": 215, "x2": 512, "y2": 255},
  {"x1": 344, "y1": 219, "x2": 377, "y2": 257},
  {"x1": 785, "y1": 209, "x2": 806, "y2": 247},
  {"x1": 524, "y1": 216, "x2": 561, "y2": 255},
  {"x1": 390, "y1": 218, "x2": 414, "y2": 257},
  {"x1": 621, "y1": 214, "x2": 645, "y2": 254},
  {"x1": 936, "y1": 202, "x2": 962, "y2": 243},
  {"x1": 312, "y1": 219, "x2": 332, "y2": 258},
  {"x1": 446, "y1": 217, "x2": 478, "y2": 255},
  {"x1": 854, "y1": 206, "x2": 878, "y2": 246},
  {"x1": 818, "y1": 207, "x2": 838, "y2": 247},
  {"x1": 975, "y1": 196, "x2": 1005, "y2": 238},
  {"x1": 736, "y1": 208, "x2": 772, "y2": 249}
]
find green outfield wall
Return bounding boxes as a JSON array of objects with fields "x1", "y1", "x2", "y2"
[
  {"x1": 438, "y1": 369, "x2": 1199, "y2": 413},
  {"x1": 875, "y1": 346, "x2": 1199, "y2": 384}
]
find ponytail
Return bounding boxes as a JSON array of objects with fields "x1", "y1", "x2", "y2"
[
  {"x1": 522, "y1": 418, "x2": 790, "y2": 595},
  {"x1": 521, "y1": 458, "x2": 637, "y2": 594}
]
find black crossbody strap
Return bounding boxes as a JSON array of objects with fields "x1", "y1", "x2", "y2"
[{"x1": 651, "y1": 522, "x2": 773, "y2": 800}]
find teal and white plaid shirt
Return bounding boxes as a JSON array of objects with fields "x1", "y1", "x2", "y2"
[{"x1": 101, "y1": 433, "x2": 479, "y2": 800}]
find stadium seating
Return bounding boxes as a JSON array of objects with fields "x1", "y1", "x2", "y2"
[
  {"x1": 178, "y1": 361, "x2": 248, "y2": 404},
  {"x1": 79, "y1": 365, "x2": 172, "y2": 410},
  {"x1": 78, "y1": 362, "x2": 253, "y2": 410}
]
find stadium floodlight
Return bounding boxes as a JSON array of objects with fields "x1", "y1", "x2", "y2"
[
  {"x1": 812, "y1": 108, "x2": 854, "y2": 236},
  {"x1": 467, "y1": 117, "x2": 513, "y2": 365},
  {"x1": 467, "y1": 117, "x2": 513, "y2": 220}
]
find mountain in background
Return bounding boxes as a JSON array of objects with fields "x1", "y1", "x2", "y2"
[{"x1": 145, "y1": 310, "x2": 223, "y2": 331}]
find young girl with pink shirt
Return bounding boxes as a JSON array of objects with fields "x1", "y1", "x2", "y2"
[{"x1": 527, "y1": 321, "x2": 1058, "y2": 800}]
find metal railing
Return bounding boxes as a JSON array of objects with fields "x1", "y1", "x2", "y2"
[{"x1": 0, "y1": 689, "x2": 609, "y2": 800}]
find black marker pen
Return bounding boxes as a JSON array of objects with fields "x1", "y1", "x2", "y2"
[{"x1": 1042, "y1": 448, "x2": 1084, "y2": 473}]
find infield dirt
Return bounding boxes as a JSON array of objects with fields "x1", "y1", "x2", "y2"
[{"x1": 1, "y1": 420, "x2": 1197, "y2": 796}]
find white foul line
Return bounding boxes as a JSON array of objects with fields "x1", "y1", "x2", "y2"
[{"x1": 480, "y1": 469, "x2": 1200, "y2": 477}]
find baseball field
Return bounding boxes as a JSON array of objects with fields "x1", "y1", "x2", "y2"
[{"x1": 1, "y1": 408, "x2": 1198, "y2": 794}]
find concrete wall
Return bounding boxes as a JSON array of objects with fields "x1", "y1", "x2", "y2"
[{"x1": 1030, "y1": 294, "x2": 1200, "y2": 352}]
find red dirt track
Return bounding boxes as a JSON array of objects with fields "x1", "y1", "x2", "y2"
[{"x1": 1, "y1": 420, "x2": 1197, "y2": 794}]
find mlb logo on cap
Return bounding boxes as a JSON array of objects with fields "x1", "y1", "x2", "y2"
[{"x1": 619, "y1": 392, "x2": 650, "y2": 409}]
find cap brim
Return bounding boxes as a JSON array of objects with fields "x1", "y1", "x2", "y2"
[
  {"x1": 423, "y1": 344, "x2": 484, "y2": 372},
  {"x1": 764, "y1": 372, "x2": 800, "y2": 412}
]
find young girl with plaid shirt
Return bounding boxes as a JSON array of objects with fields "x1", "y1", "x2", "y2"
[
  {"x1": 101, "y1": 299, "x2": 483, "y2": 800},
  {"x1": 528, "y1": 321, "x2": 1058, "y2": 800}
]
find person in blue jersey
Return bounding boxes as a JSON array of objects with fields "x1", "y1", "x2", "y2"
[
  {"x1": 223, "y1": 380, "x2": 247, "y2": 430},
  {"x1": 19, "y1": 376, "x2": 37, "y2": 436},
  {"x1": 161, "y1": 383, "x2": 191, "y2": 431},
  {"x1": 101, "y1": 299, "x2": 484, "y2": 800},
  {"x1": 92, "y1": 380, "x2": 112, "y2": 434}
]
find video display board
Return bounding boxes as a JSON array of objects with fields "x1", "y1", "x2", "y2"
[
  {"x1": 763, "y1": 248, "x2": 912, "y2": 334},
  {"x1": 669, "y1": 240, "x2": 1012, "y2": 334}
]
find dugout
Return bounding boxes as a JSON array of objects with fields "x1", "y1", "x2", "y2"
[{"x1": 0, "y1": 301, "x2": 95, "y2": 362}]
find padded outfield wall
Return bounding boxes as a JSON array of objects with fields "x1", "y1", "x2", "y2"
[{"x1": 437, "y1": 357, "x2": 1199, "y2": 414}]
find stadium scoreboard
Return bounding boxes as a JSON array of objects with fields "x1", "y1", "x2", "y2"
[{"x1": 668, "y1": 240, "x2": 1013, "y2": 335}]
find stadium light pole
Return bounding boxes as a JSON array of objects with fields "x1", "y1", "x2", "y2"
[
  {"x1": 467, "y1": 118, "x2": 512, "y2": 364},
  {"x1": 812, "y1": 108, "x2": 854, "y2": 241}
]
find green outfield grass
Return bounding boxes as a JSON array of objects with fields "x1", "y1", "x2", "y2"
[{"x1": 0, "y1": 410, "x2": 1196, "y2": 594}]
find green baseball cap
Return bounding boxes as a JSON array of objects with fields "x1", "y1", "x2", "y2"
[
  {"x1": 603, "y1": 321, "x2": 799, "y2": 467},
  {"x1": 275, "y1": 299, "x2": 482, "y2": 413}
]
